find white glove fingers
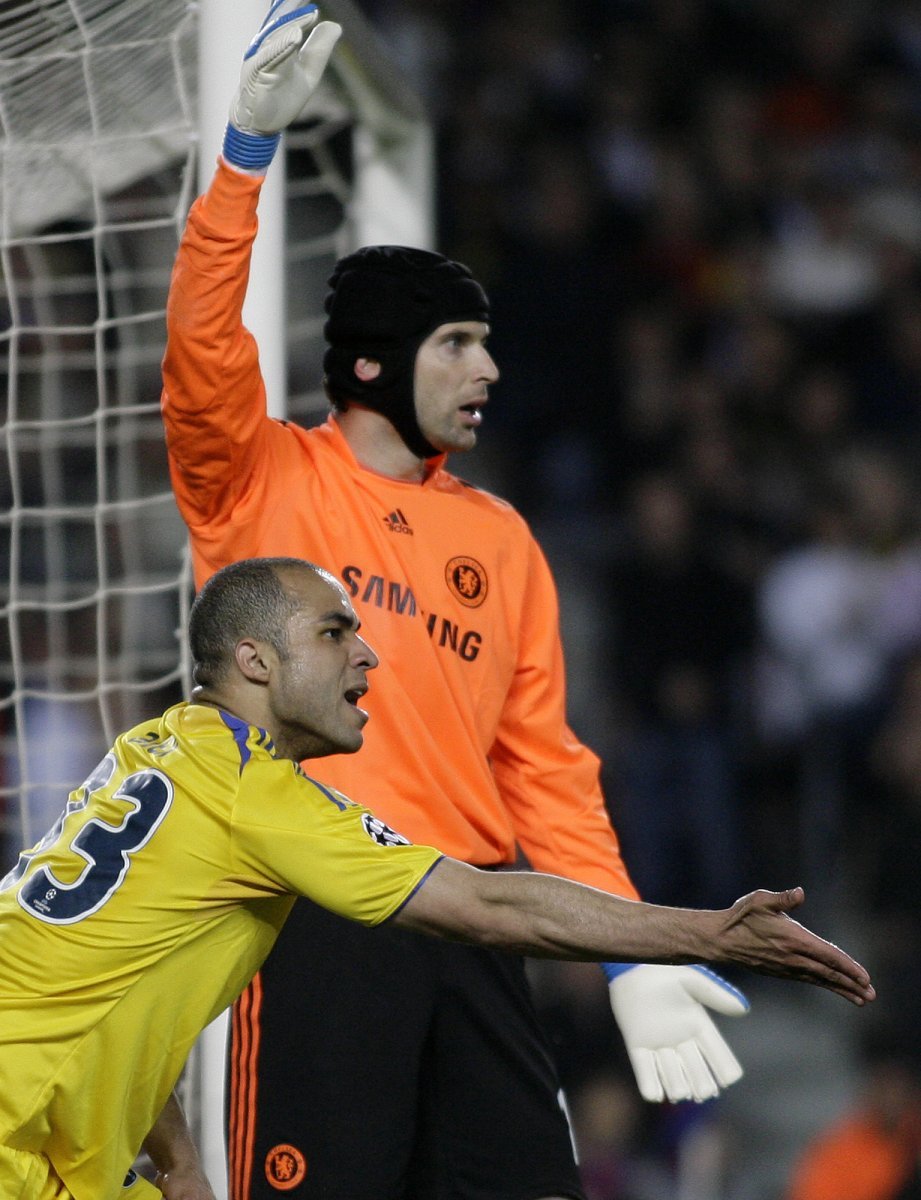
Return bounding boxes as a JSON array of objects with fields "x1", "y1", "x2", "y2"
[
  {"x1": 676, "y1": 1041, "x2": 720, "y2": 1102},
  {"x1": 259, "y1": 0, "x2": 311, "y2": 33},
  {"x1": 296, "y1": 20, "x2": 343, "y2": 86},
  {"x1": 248, "y1": 1, "x2": 318, "y2": 61},
  {"x1": 252, "y1": 23, "x2": 313, "y2": 75},
  {"x1": 697, "y1": 1022, "x2": 744, "y2": 1088},
  {"x1": 658, "y1": 1047, "x2": 695, "y2": 1103},
  {"x1": 609, "y1": 964, "x2": 747, "y2": 1104},
  {"x1": 627, "y1": 1048, "x2": 665, "y2": 1104},
  {"x1": 226, "y1": 1, "x2": 338, "y2": 165}
]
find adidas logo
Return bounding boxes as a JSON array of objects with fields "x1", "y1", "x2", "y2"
[{"x1": 383, "y1": 508, "x2": 413, "y2": 535}]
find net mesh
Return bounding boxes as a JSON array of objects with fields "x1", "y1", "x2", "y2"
[
  {"x1": 0, "y1": 5, "x2": 430, "y2": 1180},
  {"x1": 1, "y1": 0, "x2": 200, "y2": 847},
  {"x1": 0, "y1": 0, "x2": 427, "y2": 859}
]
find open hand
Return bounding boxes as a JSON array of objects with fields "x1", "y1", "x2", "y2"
[{"x1": 719, "y1": 887, "x2": 875, "y2": 1005}]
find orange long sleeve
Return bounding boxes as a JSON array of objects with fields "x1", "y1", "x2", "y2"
[{"x1": 162, "y1": 161, "x2": 637, "y2": 897}]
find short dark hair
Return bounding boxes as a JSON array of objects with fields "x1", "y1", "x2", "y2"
[{"x1": 189, "y1": 557, "x2": 322, "y2": 688}]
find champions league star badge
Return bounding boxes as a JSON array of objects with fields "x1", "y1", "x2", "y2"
[{"x1": 361, "y1": 813, "x2": 411, "y2": 847}]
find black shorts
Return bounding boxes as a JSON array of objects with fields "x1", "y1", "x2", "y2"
[{"x1": 228, "y1": 896, "x2": 587, "y2": 1200}]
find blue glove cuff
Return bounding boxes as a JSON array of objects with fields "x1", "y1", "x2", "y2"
[
  {"x1": 601, "y1": 962, "x2": 636, "y2": 982},
  {"x1": 222, "y1": 124, "x2": 281, "y2": 171},
  {"x1": 602, "y1": 962, "x2": 750, "y2": 1009}
]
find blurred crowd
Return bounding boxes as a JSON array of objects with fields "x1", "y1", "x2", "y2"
[{"x1": 357, "y1": 2, "x2": 921, "y2": 1196}]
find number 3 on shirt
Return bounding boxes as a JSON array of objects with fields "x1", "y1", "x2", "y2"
[{"x1": 12, "y1": 762, "x2": 173, "y2": 925}]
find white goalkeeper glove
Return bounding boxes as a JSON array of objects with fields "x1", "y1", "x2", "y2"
[
  {"x1": 605, "y1": 963, "x2": 748, "y2": 1103},
  {"x1": 223, "y1": 0, "x2": 342, "y2": 173}
]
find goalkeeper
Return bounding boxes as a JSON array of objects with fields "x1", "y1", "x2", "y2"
[{"x1": 165, "y1": 4, "x2": 763, "y2": 1198}]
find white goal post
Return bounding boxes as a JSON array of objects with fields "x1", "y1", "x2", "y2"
[{"x1": 0, "y1": 0, "x2": 433, "y2": 1193}]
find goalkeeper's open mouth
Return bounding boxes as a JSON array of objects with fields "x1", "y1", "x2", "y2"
[{"x1": 459, "y1": 402, "x2": 484, "y2": 427}]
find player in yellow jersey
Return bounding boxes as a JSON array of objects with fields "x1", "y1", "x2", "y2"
[
  {"x1": 0, "y1": 557, "x2": 438, "y2": 1200},
  {"x1": 0, "y1": 555, "x2": 875, "y2": 1200}
]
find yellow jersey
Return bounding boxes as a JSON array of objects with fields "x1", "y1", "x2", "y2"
[{"x1": 0, "y1": 702, "x2": 441, "y2": 1199}]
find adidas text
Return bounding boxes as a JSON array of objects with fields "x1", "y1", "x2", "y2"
[{"x1": 383, "y1": 508, "x2": 413, "y2": 535}]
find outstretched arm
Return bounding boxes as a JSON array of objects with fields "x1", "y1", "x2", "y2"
[{"x1": 396, "y1": 859, "x2": 875, "y2": 1006}]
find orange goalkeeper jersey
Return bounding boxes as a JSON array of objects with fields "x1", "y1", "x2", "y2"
[{"x1": 162, "y1": 160, "x2": 637, "y2": 899}]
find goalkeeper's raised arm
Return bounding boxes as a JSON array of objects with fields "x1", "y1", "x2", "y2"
[{"x1": 161, "y1": 6, "x2": 341, "y2": 575}]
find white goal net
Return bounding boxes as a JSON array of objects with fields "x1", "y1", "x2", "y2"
[{"x1": 0, "y1": 0, "x2": 431, "y2": 1190}]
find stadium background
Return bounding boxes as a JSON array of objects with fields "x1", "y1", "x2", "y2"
[
  {"x1": 4, "y1": 1, "x2": 921, "y2": 1196},
  {"x1": 330, "y1": 4, "x2": 921, "y2": 1196}
]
